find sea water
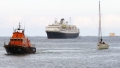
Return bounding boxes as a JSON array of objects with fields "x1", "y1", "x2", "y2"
[{"x1": 0, "y1": 36, "x2": 120, "y2": 68}]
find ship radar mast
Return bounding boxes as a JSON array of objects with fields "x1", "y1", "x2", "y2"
[
  {"x1": 70, "y1": 17, "x2": 71, "y2": 25},
  {"x1": 55, "y1": 18, "x2": 57, "y2": 23},
  {"x1": 18, "y1": 23, "x2": 21, "y2": 30},
  {"x1": 14, "y1": 23, "x2": 24, "y2": 32}
]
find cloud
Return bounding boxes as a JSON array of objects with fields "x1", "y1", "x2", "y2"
[
  {"x1": 0, "y1": 15, "x2": 55, "y2": 29},
  {"x1": 25, "y1": 17, "x2": 54, "y2": 28},
  {"x1": 1, "y1": 14, "x2": 120, "y2": 29},
  {"x1": 73, "y1": 14, "x2": 120, "y2": 29},
  {"x1": 73, "y1": 16, "x2": 98, "y2": 28},
  {"x1": 102, "y1": 14, "x2": 120, "y2": 28},
  {"x1": 8, "y1": 15, "x2": 23, "y2": 23},
  {"x1": 0, "y1": 15, "x2": 22, "y2": 28}
]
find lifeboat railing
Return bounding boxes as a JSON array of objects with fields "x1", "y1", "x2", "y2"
[
  {"x1": 31, "y1": 44, "x2": 35, "y2": 47},
  {"x1": 4, "y1": 42, "x2": 6, "y2": 45},
  {"x1": 4, "y1": 42, "x2": 9, "y2": 46},
  {"x1": 20, "y1": 43, "x2": 35, "y2": 47}
]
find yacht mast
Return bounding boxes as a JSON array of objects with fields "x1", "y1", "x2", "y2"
[{"x1": 98, "y1": 1, "x2": 102, "y2": 42}]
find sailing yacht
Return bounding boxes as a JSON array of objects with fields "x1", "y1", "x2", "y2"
[{"x1": 97, "y1": 1, "x2": 109, "y2": 49}]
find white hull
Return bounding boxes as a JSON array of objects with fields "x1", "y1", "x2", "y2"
[{"x1": 97, "y1": 43, "x2": 109, "y2": 49}]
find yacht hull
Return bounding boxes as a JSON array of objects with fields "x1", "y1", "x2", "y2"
[{"x1": 97, "y1": 43, "x2": 109, "y2": 49}]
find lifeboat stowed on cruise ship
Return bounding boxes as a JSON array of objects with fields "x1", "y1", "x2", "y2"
[{"x1": 4, "y1": 23, "x2": 36, "y2": 54}]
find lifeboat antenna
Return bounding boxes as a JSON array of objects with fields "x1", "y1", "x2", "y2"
[
  {"x1": 24, "y1": 20, "x2": 25, "y2": 31},
  {"x1": 13, "y1": 21, "x2": 14, "y2": 31},
  {"x1": 18, "y1": 23, "x2": 21, "y2": 30}
]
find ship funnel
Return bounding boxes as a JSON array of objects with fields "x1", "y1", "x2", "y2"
[{"x1": 60, "y1": 18, "x2": 64, "y2": 24}]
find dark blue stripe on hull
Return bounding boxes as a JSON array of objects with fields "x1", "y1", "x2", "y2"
[{"x1": 46, "y1": 31, "x2": 79, "y2": 39}]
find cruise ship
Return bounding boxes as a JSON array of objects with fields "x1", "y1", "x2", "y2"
[{"x1": 46, "y1": 18, "x2": 79, "y2": 39}]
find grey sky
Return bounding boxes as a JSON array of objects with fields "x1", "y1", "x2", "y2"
[{"x1": 0, "y1": 0, "x2": 120, "y2": 36}]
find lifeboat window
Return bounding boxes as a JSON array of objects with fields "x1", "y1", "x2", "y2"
[
  {"x1": 20, "y1": 39, "x2": 22, "y2": 41},
  {"x1": 14, "y1": 39, "x2": 17, "y2": 41},
  {"x1": 17, "y1": 39, "x2": 23, "y2": 41},
  {"x1": 10, "y1": 39, "x2": 23, "y2": 41},
  {"x1": 10, "y1": 39, "x2": 13, "y2": 41}
]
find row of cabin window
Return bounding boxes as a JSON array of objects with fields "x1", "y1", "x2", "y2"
[{"x1": 10, "y1": 39, "x2": 23, "y2": 41}]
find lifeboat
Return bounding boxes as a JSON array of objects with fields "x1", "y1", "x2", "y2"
[{"x1": 4, "y1": 23, "x2": 36, "y2": 54}]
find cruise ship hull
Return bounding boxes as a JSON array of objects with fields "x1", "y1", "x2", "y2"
[{"x1": 46, "y1": 31, "x2": 79, "y2": 39}]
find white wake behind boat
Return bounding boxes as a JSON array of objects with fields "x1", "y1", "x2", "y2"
[{"x1": 97, "y1": 1, "x2": 109, "y2": 49}]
